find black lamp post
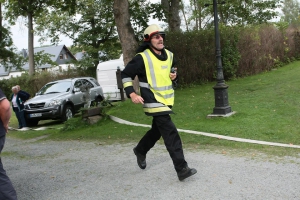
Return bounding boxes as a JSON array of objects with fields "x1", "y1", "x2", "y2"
[{"x1": 205, "y1": 0, "x2": 232, "y2": 116}]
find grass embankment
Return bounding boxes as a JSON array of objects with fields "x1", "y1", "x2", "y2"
[{"x1": 8, "y1": 61, "x2": 300, "y2": 157}]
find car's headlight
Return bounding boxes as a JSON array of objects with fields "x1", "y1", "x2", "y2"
[{"x1": 49, "y1": 99, "x2": 63, "y2": 107}]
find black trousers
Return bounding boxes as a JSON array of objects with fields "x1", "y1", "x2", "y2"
[
  {"x1": 136, "y1": 114, "x2": 187, "y2": 172},
  {"x1": 0, "y1": 135, "x2": 17, "y2": 200}
]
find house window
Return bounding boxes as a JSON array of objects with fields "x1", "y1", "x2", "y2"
[
  {"x1": 59, "y1": 54, "x2": 63, "y2": 60},
  {"x1": 65, "y1": 54, "x2": 68, "y2": 59}
]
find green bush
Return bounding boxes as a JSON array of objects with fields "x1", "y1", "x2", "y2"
[{"x1": 165, "y1": 24, "x2": 300, "y2": 85}]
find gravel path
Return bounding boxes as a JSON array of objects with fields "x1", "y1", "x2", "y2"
[{"x1": 2, "y1": 136, "x2": 300, "y2": 200}]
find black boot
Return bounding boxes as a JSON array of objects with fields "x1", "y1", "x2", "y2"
[
  {"x1": 133, "y1": 147, "x2": 146, "y2": 169},
  {"x1": 177, "y1": 166, "x2": 197, "y2": 181}
]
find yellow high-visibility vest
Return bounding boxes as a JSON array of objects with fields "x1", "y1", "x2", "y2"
[{"x1": 139, "y1": 49, "x2": 174, "y2": 108}]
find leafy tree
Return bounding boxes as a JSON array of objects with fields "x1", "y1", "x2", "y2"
[
  {"x1": 128, "y1": 0, "x2": 164, "y2": 38},
  {"x1": 113, "y1": 0, "x2": 138, "y2": 66},
  {"x1": 0, "y1": 3, "x2": 14, "y2": 62},
  {"x1": 161, "y1": 0, "x2": 181, "y2": 31},
  {"x1": 187, "y1": 0, "x2": 281, "y2": 28},
  {"x1": 281, "y1": 0, "x2": 300, "y2": 25},
  {"x1": 35, "y1": 0, "x2": 121, "y2": 75},
  {"x1": 35, "y1": 0, "x2": 163, "y2": 75},
  {"x1": 34, "y1": 51, "x2": 57, "y2": 67},
  {"x1": 0, "y1": 2, "x2": 25, "y2": 70},
  {"x1": 3, "y1": 0, "x2": 45, "y2": 75},
  {"x1": 113, "y1": 0, "x2": 164, "y2": 64},
  {"x1": 2, "y1": 0, "x2": 76, "y2": 75},
  {"x1": 113, "y1": 0, "x2": 165, "y2": 92},
  {"x1": 186, "y1": 0, "x2": 212, "y2": 30},
  {"x1": 222, "y1": 0, "x2": 280, "y2": 25}
]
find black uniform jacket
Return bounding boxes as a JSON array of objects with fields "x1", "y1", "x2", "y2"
[{"x1": 121, "y1": 47, "x2": 178, "y2": 116}]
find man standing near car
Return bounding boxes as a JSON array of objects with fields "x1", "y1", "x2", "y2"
[
  {"x1": 121, "y1": 24, "x2": 197, "y2": 181},
  {"x1": 0, "y1": 88, "x2": 18, "y2": 200}
]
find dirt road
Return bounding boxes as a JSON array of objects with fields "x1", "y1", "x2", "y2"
[{"x1": 2, "y1": 136, "x2": 300, "y2": 200}]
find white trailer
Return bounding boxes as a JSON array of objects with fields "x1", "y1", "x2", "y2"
[{"x1": 96, "y1": 55, "x2": 126, "y2": 101}]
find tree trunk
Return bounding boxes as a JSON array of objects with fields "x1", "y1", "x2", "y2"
[
  {"x1": 161, "y1": 0, "x2": 181, "y2": 32},
  {"x1": 28, "y1": 11, "x2": 35, "y2": 75},
  {"x1": 193, "y1": 0, "x2": 198, "y2": 30},
  {"x1": 113, "y1": 0, "x2": 139, "y2": 93},
  {"x1": 113, "y1": 0, "x2": 138, "y2": 65},
  {"x1": 180, "y1": 1, "x2": 189, "y2": 31}
]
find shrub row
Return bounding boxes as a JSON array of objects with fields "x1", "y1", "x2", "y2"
[{"x1": 165, "y1": 24, "x2": 300, "y2": 85}]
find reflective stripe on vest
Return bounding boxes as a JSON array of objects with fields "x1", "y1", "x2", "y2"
[
  {"x1": 139, "y1": 82, "x2": 174, "y2": 99},
  {"x1": 143, "y1": 103, "x2": 172, "y2": 114},
  {"x1": 139, "y1": 49, "x2": 174, "y2": 113}
]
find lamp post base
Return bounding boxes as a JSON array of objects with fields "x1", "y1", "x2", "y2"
[
  {"x1": 207, "y1": 111, "x2": 236, "y2": 118},
  {"x1": 213, "y1": 106, "x2": 232, "y2": 115},
  {"x1": 212, "y1": 83, "x2": 232, "y2": 115}
]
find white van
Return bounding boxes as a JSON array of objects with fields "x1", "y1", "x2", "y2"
[{"x1": 96, "y1": 55, "x2": 127, "y2": 101}]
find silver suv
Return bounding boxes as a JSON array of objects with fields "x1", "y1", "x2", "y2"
[{"x1": 24, "y1": 77, "x2": 104, "y2": 126}]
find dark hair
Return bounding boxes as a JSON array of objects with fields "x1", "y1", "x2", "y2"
[{"x1": 136, "y1": 41, "x2": 150, "y2": 53}]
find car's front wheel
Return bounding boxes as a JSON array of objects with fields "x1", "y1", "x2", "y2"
[{"x1": 61, "y1": 105, "x2": 74, "y2": 122}]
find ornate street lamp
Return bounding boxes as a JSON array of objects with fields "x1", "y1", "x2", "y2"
[{"x1": 205, "y1": 0, "x2": 233, "y2": 116}]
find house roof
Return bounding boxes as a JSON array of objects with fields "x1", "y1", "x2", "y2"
[
  {"x1": 0, "y1": 45, "x2": 77, "y2": 76},
  {"x1": 22, "y1": 45, "x2": 76, "y2": 70},
  {"x1": 33, "y1": 45, "x2": 76, "y2": 62}
]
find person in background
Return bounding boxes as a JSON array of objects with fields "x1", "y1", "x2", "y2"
[
  {"x1": 121, "y1": 24, "x2": 197, "y2": 181},
  {"x1": 15, "y1": 85, "x2": 30, "y2": 102},
  {"x1": 11, "y1": 86, "x2": 27, "y2": 129},
  {"x1": 0, "y1": 88, "x2": 18, "y2": 200}
]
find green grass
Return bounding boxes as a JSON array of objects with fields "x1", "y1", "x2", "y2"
[
  {"x1": 8, "y1": 61, "x2": 300, "y2": 157},
  {"x1": 110, "y1": 62, "x2": 300, "y2": 144}
]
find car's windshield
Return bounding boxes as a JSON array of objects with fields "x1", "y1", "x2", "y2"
[{"x1": 38, "y1": 81, "x2": 72, "y2": 95}]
